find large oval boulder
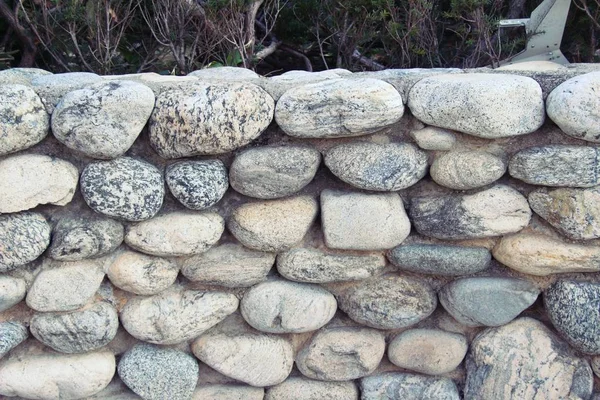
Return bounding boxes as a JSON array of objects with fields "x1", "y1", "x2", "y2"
[
  {"x1": 52, "y1": 81, "x2": 155, "y2": 159},
  {"x1": 275, "y1": 78, "x2": 404, "y2": 138},
  {"x1": 149, "y1": 82, "x2": 274, "y2": 158},
  {"x1": 408, "y1": 73, "x2": 544, "y2": 138},
  {"x1": 0, "y1": 212, "x2": 50, "y2": 272}
]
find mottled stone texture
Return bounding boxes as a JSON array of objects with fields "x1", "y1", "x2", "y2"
[
  {"x1": 388, "y1": 244, "x2": 491, "y2": 276},
  {"x1": 0, "y1": 212, "x2": 50, "y2": 272}
]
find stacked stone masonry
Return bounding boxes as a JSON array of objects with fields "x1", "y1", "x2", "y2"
[{"x1": 3, "y1": 61, "x2": 600, "y2": 399}]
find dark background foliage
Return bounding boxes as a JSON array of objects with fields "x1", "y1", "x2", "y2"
[{"x1": 0, "y1": 0, "x2": 598, "y2": 74}]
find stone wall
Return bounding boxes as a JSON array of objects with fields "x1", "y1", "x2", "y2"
[{"x1": 1, "y1": 62, "x2": 600, "y2": 400}]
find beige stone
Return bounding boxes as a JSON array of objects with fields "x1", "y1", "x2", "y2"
[
  {"x1": 388, "y1": 329, "x2": 468, "y2": 375},
  {"x1": 266, "y1": 377, "x2": 359, "y2": 400},
  {"x1": 107, "y1": 250, "x2": 179, "y2": 295},
  {"x1": 125, "y1": 212, "x2": 224, "y2": 257},
  {"x1": 192, "y1": 384, "x2": 264, "y2": 400},
  {"x1": 430, "y1": 151, "x2": 506, "y2": 190},
  {"x1": 188, "y1": 67, "x2": 261, "y2": 80},
  {"x1": 0, "y1": 154, "x2": 78, "y2": 213},
  {"x1": 228, "y1": 196, "x2": 318, "y2": 252},
  {"x1": 493, "y1": 232, "x2": 600, "y2": 276},
  {"x1": 410, "y1": 126, "x2": 456, "y2": 151}
]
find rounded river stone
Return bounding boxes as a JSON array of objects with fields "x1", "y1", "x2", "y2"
[
  {"x1": 0, "y1": 212, "x2": 50, "y2": 272},
  {"x1": 166, "y1": 160, "x2": 229, "y2": 210}
]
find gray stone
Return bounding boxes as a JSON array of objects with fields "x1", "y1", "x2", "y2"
[
  {"x1": 240, "y1": 280, "x2": 337, "y2": 333},
  {"x1": 361, "y1": 372, "x2": 460, "y2": 400},
  {"x1": 509, "y1": 145, "x2": 600, "y2": 187},
  {"x1": 26, "y1": 257, "x2": 107, "y2": 312},
  {"x1": 408, "y1": 73, "x2": 544, "y2": 138},
  {"x1": 320, "y1": 190, "x2": 411, "y2": 250},
  {"x1": 80, "y1": 157, "x2": 164, "y2": 221},
  {"x1": 0, "y1": 154, "x2": 79, "y2": 213},
  {"x1": 124, "y1": 212, "x2": 224, "y2": 256},
  {"x1": 439, "y1": 277, "x2": 540, "y2": 327},
  {"x1": 0, "y1": 67, "x2": 52, "y2": 85},
  {"x1": 0, "y1": 275, "x2": 27, "y2": 312},
  {"x1": 296, "y1": 327, "x2": 385, "y2": 381},
  {"x1": 120, "y1": 287, "x2": 238, "y2": 344},
  {"x1": 166, "y1": 160, "x2": 229, "y2": 209},
  {"x1": 49, "y1": 217, "x2": 124, "y2": 261},
  {"x1": 410, "y1": 126, "x2": 456, "y2": 151},
  {"x1": 324, "y1": 142, "x2": 427, "y2": 191},
  {"x1": 149, "y1": 82, "x2": 274, "y2": 158},
  {"x1": 229, "y1": 146, "x2": 320, "y2": 199},
  {"x1": 430, "y1": 151, "x2": 506, "y2": 190},
  {"x1": 0, "y1": 84, "x2": 49, "y2": 155},
  {"x1": 260, "y1": 69, "x2": 349, "y2": 101},
  {"x1": 52, "y1": 81, "x2": 155, "y2": 159},
  {"x1": 0, "y1": 345, "x2": 116, "y2": 399},
  {"x1": 388, "y1": 329, "x2": 468, "y2": 375},
  {"x1": 265, "y1": 377, "x2": 358, "y2": 400},
  {"x1": 465, "y1": 317, "x2": 593, "y2": 400},
  {"x1": 107, "y1": 250, "x2": 179, "y2": 295},
  {"x1": 118, "y1": 343, "x2": 198, "y2": 400},
  {"x1": 337, "y1": 275, "x2": 437, "y2": 329},
  {"x1": 30, "y1": 302, "x2": 119, "y2": 354},
  {"x1": 387, "y1": 244, "x2": 491, "y2": 276},
  {"x1": 31, "y1": 72, "x2": 103, "y2": 113},
  {"x1": 275, "y1": 78, "x2": 404, "y2": 138},
  {"x1": 228, "y1": 196, "x2": 318, "y2": 252},
  {"x1": 410, "y1": 185, "x2": 531, "y2": 240},
  {"x1": 547, "y1": 72, "x2": 600, "y2": 142},
  {"x1": 181, "y1": 243, "x2": 275, "y2": 288},
  {"x1": 528, "y1": 187, "x2": 600, "y2": 240},
  {"x1": 188, "y1": 66, "x2": 260, "y2": 81},
  {"x1": 0, "y1": 212, "x2": 50, "y2": 272},
  {"x1": 193, "y1": 384, "x2": 264, "y2": 400},
  {"x1": 277, "y1": 248, "x2": 386, "y2": 283},
  {"x1": 545, "y1": 280, "x2": 600, "y2": 354},
  {"x1": 0, "y1": 322, "x2": 28, "y2": 359}
]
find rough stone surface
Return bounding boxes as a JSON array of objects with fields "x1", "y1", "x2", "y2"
[
  {"x1": 337, "y1": 275, "x2": 437, "y2": 329},
  {"x1": 192, "y1": 325, "x2": 294, "y2": 387},
  {"x1": 465, "y1": 317, "x2": 593, "y2": 400},
  {"x1": 388, "y1": 244, "x2": 491, "y2": 276},
  {"x1": 493, "y1": 232, "x2": 600, "y2": 275},
  {"x1": 0, "y1": 322, "x2": 28, "y2": 359},
  {"x1": 0, "y1": 67, "x2": 52, "y2": 86},
  {"x1": 118, "y1": 343, "x2": 198, "y2": 400},
  {"x1": 0, "y1": 154, "x2": 78, "y2": 213},
  {"x1": 260, "y1": 70, "x2": 349, "y2": 100},
  {"x1": 49, "y1": 217, "x2": 124, "y2": 261},
  {"x1": 26, "y1": 257, "x2": 107, "y2": 312},
  {"x1": 124, "y1": 212, "x2": 224, "y2": 256},
  {"x1": 545, "y1": 280, "x2": 600, "y2": 354},
  {"x1": 0, "y1": 84, "x2": 49, "y2": 155},
  {"x1": 410, "y1": 185, "x2": 531, "y2": 240},
  {"x1": 149, "y1": 82, "x2": 274, "y2": 158},
  {"x1": 509, "y1": 145, "x2": 600, "y2": 187},
  {"x1": 265, "y1": 377, "x2": 358, "y2": 400},
  {"x1": 229, "y1": 146, "x2": 320, "y2": 199},
  {"x1": 228, "y1": 196, "x2": 318, "y2": 252},
  {"x1": 546, "y1": 72, "x2": 600, "y2": 142},
  {"x1": 80, "y1": 157, "x2": 164, "y2": 221},
  {"x1": 320, "y1": 190, "x2": 411, "y2": 250},
  {"x1": 324, "y1": 142, "x2": 427, "y2": 191},
  {"x1": 277, "y1": 248, "x2": 386, "y2": 283},
  {"x1": 240, "y1": 280, "x2": 337, "y2": 333},
  {"x1": 193, "y1": 384, "x2": 264, "y2": 400},
  {"x1": 0, "y1": 346, "x2": 116, "y2": 399},
  {"x1": 31, "y1": 72, "x2": 103, "y2": 113},
  {"x1": 181, "y1": 243, "x2": 275, "y2": 288},
  {"x1": 361, "y1": 372, "x2": 460, "y2": 400},
  {"x1": 408, "y1": 73, "x2": 545, "y2": 138},
  {"x1": 430, "y1": 151, "x2": 506, "y2": 190},
  {"x1": 107, "y1": 250, "x2": 179, "y2": 295},
  {"x1": 0, "y1": 275, "x2": 27, "y2": 312},
  {"x1": 275, "y1": 78, "x2": 404, "y2": 138},
  {"x1": 528, "y1": 187, "x2": 600, "y2": 240},
  {"x1": 0, "y1": 212, "x2": 50, "y2": 272},
  {"x1": 410, "y1": 126, "x2": 456, "y2": 151},
  {"x1": 188, "y1": 66, "x2": 260, "y2": 80},
  {"x1": 30, "y1": 302, "x2": 119, "y2": 353},
  {"x1": 166, "y1": 160, "x2": 229, "y2": 210},
  {"x1": 439, "y1": 277, "x2": 539, "y2": 327},
  {"x1": 120, "y1": 287, "x2": 239, "y2": 344},
  {"x1": 388, "y1": 329, "x2": 468, "y2": 375},
  {"x1": 296, "y1": 327, "x2": 385, "y2": 381}
]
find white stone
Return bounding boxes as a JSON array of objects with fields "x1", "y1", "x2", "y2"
[
  {"x1": 266, "y1": 377, "x2": 359, "y2": 400},
  {"x1": 193, "y1": 384, "x2": 264, "y2": 400},
  {"x1": 188, "y1": 67, "x2": 260, "y2": 80},
  {"x1": 31, "y1": 72, "x2": 103, "y2": 113},
  {"x1": 0, "y1": 275, "x2": 26, "y2": 312},
  {"x1": 410, "y1": 126, "x2": 456, "y2": 151},
  {"x1": 107, "y1": 250, "x2": 179, "y2": 295},
  {"x1": 430, "y1": 151, "x2": 506, "y2": 190}
]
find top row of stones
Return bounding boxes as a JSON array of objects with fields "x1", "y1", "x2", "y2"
[{"x1": 1, "y1": 68, "x2": 599, "y2": 159}]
